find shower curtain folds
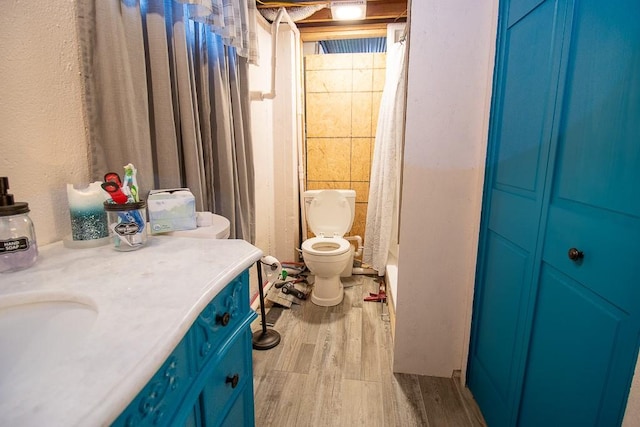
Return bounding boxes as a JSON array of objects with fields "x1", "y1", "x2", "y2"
[
  {"x1": 76, "y1": 0, "x2": 257, "y2": 242},
  {"x1": 363, "y1": 41, "x2": 408, "y2": 275}
]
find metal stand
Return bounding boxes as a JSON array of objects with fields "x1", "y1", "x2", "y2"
[{"x1": 252, "y1": 259, "x2": 281, "y2": 350}]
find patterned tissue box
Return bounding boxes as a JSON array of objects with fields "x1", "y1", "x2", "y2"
[{"x1": 148, "y1": 188, "x2": 197, "y2": 234}]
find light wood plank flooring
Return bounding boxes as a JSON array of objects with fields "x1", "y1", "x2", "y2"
[{"x1": 251, "y1": 276, "x2": 486, "y2": 426}]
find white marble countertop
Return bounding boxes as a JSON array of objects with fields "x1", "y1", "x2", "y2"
[{"x1": 0, "y1": 236, "x2": 262, "y2": 426}]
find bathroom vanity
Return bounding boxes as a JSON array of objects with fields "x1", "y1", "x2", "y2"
[{"x1": 0, "y1": 236, "x2": 261, "y2": 426}]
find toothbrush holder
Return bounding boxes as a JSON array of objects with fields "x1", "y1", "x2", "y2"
[{"x1": 104, "y1": 201, "x2": 148, "y2": 251}]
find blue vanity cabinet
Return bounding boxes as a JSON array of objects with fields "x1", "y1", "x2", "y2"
[
  {"x1": 112, "y1": 270, "x2": 257, "y2": 427},
  {"x1": 199, "y1": 327, "x2": 255, "y2": 426}
]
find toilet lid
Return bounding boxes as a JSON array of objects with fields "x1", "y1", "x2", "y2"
[{"x1": 307, "y1": 190, "x2": 351, "y2": 237}]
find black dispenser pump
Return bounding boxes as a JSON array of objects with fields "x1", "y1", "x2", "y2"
[
  {"x1": 0, "y1": 177, "x2": 29, "y2": 215},
  {"x1": 0, "y1": 177, "x2": 15, "y2": 206}
]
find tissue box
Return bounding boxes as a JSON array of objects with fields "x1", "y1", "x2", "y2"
[{"x1": 148, "y1": 188, "x2": 197, "y2": 234}]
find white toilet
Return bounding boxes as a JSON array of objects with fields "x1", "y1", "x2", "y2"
[{"x1": 302, "y1": 189, "x2": 356, "y2": 306}]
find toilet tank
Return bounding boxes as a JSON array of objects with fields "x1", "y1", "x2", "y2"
[{"x1": 303, "y1": 189, "x2": 356, "y2": 229}]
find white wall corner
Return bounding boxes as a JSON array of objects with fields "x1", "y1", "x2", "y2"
[
  {"x1": 459, "y1": 0, "x2": 500, "y2": 387},
  {"x1": 249, "y1": 16, "x2": 277, "y2": 257},
  {"x1": 0, "y1": 0, "x2": 89, "y2": 245},
  {"x1": 250, "y1": 14, "x2": 302, "y2": 263},
  {"x1": 393, "y1": 0, "x2": 500, "y2": 378}
]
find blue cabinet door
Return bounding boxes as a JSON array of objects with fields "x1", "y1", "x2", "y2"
[{"x1": 469, "y1": 0, "x2": 640, "y2": 425}]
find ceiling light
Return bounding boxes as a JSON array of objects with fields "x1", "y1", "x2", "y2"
[{"x1": 330, "y1": 0, "x2": 367, "y2": 21}]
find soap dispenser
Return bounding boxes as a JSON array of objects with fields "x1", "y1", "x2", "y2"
[{"x1": 0, "y1": 177, "x2": 38, "y2": 273}]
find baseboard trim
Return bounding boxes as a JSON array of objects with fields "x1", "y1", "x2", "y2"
[{"x1": 384, "y1": 273, "x2": 397, "y2": 342}]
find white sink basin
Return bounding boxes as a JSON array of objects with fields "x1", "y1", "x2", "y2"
[{"x1": 0, "y1": 293, "x2": 98, "y2": 389}]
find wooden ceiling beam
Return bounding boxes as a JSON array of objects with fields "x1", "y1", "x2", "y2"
[
  {"x1": 296, "y1": 1, "x2": 407, "y2": 24},
  {"x1": 256, "y1": 0, "x2": 407, "y2": 41},
  {"x1": 299, "y1": 24, "x2": 388, "y2": 42}
]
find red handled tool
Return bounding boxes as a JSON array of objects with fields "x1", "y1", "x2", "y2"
[
  {"x1": 364, "y1": 290, "x2": 386, "y2": 302},
  {"x1": 101, "y1": 181, "x2": 128, "y2": 204},
  {"x1": 104, "y1": 172, "x2": 122, "y2": 188},
  {"x1": 365, "y1": 280, "x2": 387, "y2": 302}
]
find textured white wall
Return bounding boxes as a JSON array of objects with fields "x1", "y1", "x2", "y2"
[
  {"x1": 0, "y1": 0, "x2": 89, "y2": 245},
  {"x1": 249, "y1": 15, "x2": 301, "y2": 263},
  {"x1": 393, "y1": 0, "x2": 498, "y2": 377},
  {"x1": 249, "y1": 17, "x2": 276, "y2": 258}
]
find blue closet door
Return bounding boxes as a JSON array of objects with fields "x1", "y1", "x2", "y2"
[
  {"x1": 518, "y1": 0, "x2": 640, "y2": 424},
  {"x1": 467, "y1": 0, "x2": 568, "y2": 424},
  {"x1": 468, "y1": 0, "x2": 640, "y2": 425}
]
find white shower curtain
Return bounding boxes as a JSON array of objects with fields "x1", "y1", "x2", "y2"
[{"x1": 363, "y1": 40, "x2": 407, "y2": 275}]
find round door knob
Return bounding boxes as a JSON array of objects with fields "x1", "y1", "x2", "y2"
[
  {"x1": 568, "y1": 248, "x2": 584, "y2": 261},
  {"x1": 216, "y1": 312, "x2": 231, "y2": 326},
  {"x1": 226, "y1": 373, "x2": 239, "y2": 388}
]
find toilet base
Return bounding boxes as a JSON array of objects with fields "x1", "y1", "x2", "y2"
[{"x1": 311, "y1": 275, "x2": 344, "y2": 307}]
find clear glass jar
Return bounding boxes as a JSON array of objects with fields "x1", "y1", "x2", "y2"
[
  {"x1": 0, "y1": 206, "x2": 38, "y2": 273},
  {"x1": 104, "y1": 201, "x2": 147, "y2": 251}
]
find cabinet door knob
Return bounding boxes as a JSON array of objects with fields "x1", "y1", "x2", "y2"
[
  {"x1": 568, "y1": 247, "x2": 584, "y2": 261},
  {"x1": 226, "y1": 373, "x2": 239, "y2": 388},
  {"x1": 216, "y1": 312, "x2": 231, "y2": 326}
]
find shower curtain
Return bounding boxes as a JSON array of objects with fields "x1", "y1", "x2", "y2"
[
  {"x1": 76, "y1": 0, "x2": 258, "y2": 241},
  {"x1": 363, "y1": 40, "x2": 408, "y2": 275}
]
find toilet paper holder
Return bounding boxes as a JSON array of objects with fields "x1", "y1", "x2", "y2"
[
  {"x1": 261, "y1": 255, "x2": 282, "y2": 282},
  {"x1": 252, "y1": 256, "x2": 282, "y2": 350}
]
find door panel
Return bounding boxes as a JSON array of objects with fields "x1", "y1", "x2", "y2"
[
  {"x1": 474, "y1": 232, "x2": 529, "y2": 403},
  {"x1": 518, "y1": 265, "x2": 628, "y2": 426},
  {"x1": 470, "y1": 0, "x2": 640, "y2": 424},
  {"x1": 494, "y1": 0, "x2": 557, "y2": 193},
  {"x1": 521, "y1": 1, "x2": 640, "y2": 424},
  {"x1": 508, "y1": 0, "x2": 546, "y2": 27},
  {"x1": 543, "y1": 204, "x2": 640, "y2": 312},
  {"x1": 468, "y1": 1, "x2": 566, "y2": 425},
  {"x1": 488, "y1": 190, "x2": 539, "y2": 246},
  {"x1": 553, "y1": 1, "x2": 640, "y2": 217}
]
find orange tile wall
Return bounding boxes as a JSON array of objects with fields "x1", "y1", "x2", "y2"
[{"x1": 304, "y1": 52, "x2": 386, "y2": 241}]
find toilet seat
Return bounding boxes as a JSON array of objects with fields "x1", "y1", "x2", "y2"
[
  {"x1": 307, "y1": 190, "x2": 352, "y2": 238},
  {"x1": 302, "y1": 236, "x2": 351, "y2": 256}
]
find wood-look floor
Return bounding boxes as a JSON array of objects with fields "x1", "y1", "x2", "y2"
[{"x1": 251, "y1": 276, "x2": 486, "y2": 426}]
